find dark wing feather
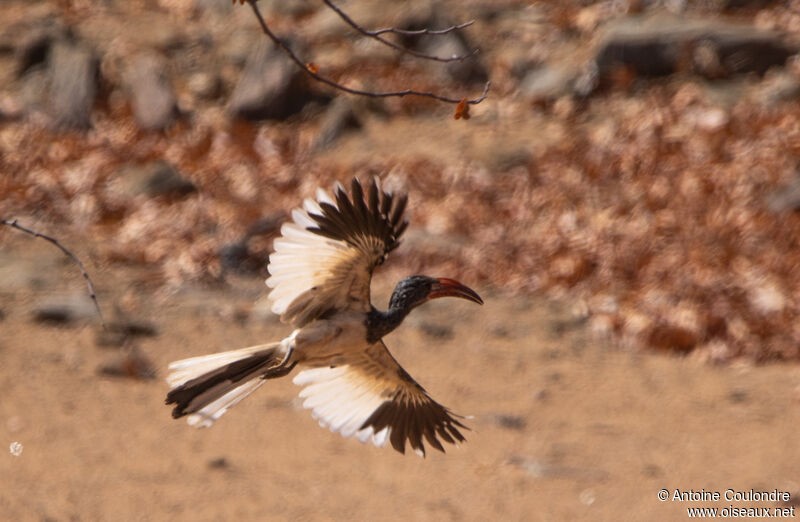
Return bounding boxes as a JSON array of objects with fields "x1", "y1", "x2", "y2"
[
  {"x1": 293, "y1": 341, "x2": 468, "y2": 456},
  {"x1": 307, "y1": 178, "x2": 406, "y2": 262}
]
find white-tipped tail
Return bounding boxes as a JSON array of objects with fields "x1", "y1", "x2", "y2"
[
  {"x1": 186, "y1": 379, "x2": 266, "y2": 428},
  {"x1": 167, "y1": 344, "x2": 276, "y2": 388},
  {"x1": 166, "y1": 342, "x2": 286, "y2": 427}
]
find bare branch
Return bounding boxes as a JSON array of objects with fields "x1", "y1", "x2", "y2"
[
  {"x1": 242, "y1": 0, "x2": 490, "y2": 105},
  {"x1": 321, "y1": 0, "x2": 478, "y2": 63},
  {"x1": 1, "y1": 218, "x2": 106, "y2": 328},
  {"x1": 371, "y1": 20, "x2": 475, "y2": 37}
]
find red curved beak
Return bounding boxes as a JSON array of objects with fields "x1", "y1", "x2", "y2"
[{"x1": 429, "y1": 278, "x2": 484, "y2": 305}]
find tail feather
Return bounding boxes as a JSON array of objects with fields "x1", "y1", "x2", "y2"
[
  {"x1": 166, "y1": 343, "x2": 279, "y2": 388},
  {"x1": 165, "y1": 342, "x2": 284, "y2": 426},
  {"x1": 186, "y1": 379, "x2": 266, "y2": 428}
]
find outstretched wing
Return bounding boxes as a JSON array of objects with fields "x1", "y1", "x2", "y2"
[
  {"x1": 267, "y1": 177, "x2": 408, "y2": 327},
  {"x1": 292, "y1": 341, "x2": 468, "y2": 456}
]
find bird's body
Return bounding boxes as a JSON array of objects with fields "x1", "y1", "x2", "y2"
[{"x1": 165, "y1": 178, "x2": 482, "y2": 455}]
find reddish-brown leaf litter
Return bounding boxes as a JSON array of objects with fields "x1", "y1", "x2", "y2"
[{"x1": 4, "y1": 1, "x2": 800, "y2": 366}]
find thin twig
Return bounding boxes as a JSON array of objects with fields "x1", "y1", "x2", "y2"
[
  {"x1": 371, "y1": 20, "x2": 475, "y2": 37},
  {"x1": 321, "y1": 0, "x2": 478, "y2": 63},
  {"x1": 245, "y1": 0, "x2": 490, "y2": 105},
  {"x1": 1, "y1": 218, "x2": 106, "y2": 328}
]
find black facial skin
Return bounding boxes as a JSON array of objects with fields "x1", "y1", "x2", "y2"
[{"x1": 366, "y1": 275, "x2": 482, "y2": 344}]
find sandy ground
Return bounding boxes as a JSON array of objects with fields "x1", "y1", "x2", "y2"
[{"x1": 1, "y1": 233, "x2": 799, "y2": 522}]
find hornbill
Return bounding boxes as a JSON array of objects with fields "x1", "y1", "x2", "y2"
[{"x1": 165, "y1": 178, "x2": 483, "y2": 456}]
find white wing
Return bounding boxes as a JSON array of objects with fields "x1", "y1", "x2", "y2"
[
  {"x1": 293, "y1": 341, "x2": 468, "y2": 456},
  {"x1": 266, "y1": 178, "x2": 408, "y2": 327}
]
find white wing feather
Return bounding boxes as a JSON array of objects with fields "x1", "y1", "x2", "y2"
[
  {"x1": 293, "y1": 366, "x2": 392, "y2": 448},
  {"x1": 266, "y1": 206, "x2": 353, "y2": 316}
]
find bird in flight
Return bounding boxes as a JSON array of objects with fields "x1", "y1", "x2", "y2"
[{"x1": 165, "y1": 177, "x2": 483, "y2": 456}]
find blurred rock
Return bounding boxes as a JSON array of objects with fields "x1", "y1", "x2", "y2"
[
  {"x1": 219, "y1": 214, "x2": 283, "y2": 274},
  {"x1": 187, "y1": 71, "x2": 222, "y2": 100},
  {"x1": 549, "y1": 315, "x2": 589, "y2": 336},
  {"x1": 490, "y1": 414, "x2": 527, "y2": 431},
  {"x1": 207, "y1": 457, "x2": 230, "y2": 469},
  {"x1": 755, "y1": 71, "x2": 800, "y2": 106},
  {"x1": 125, "y1": 53, "x2": 178, "y2": 131},
  {"x1": 415, "y1": 320, "x2": 454, "y2": 339},
  {"x1": 219, "y1": 241, "x2": 252, "y2": 273},
  {"x1": 48, "y1": 38, "x2": 98, "y2": 129},
  {"x1": 33, "y1": 292, "x2": 97, "y2": 325},
  {"x1": 384, "y1": 7, "x2": 487, "y2": 85},
  {"x1": 227, "y1": 40, "x2": 310, "y2": 120},
  {"x1": 11, "y1": 20, "x2": 68, "y2": 77},
  {"x1": 95, "y1": 319, "x2": 158, "y2": 348},
  {"x1": 115, "y1": 320, "x2": 158, "y2": 337},
  {"x1": 312, "y1": 97, "x2": 362, "y2": 151},
  {"x1": 114, "y1": 160, "x2": 196, "y2": 199},
  {"x1": 417, "y1": 31, "x2": 487, "y2": 85},
  {"x1": 98, "y1": 349, "x2": 156, "y2": 380},
  {"x1": 573, "y1": 62, "x2": 600, "y2": 97},
  {"x1": 520, "y1": 64, "x2": 577, "y2": 103},
  {"x1": 593, "y1": 13, "x2": 797, "y2": 85},
  {"x1": 728, "y1": 388, "x2": 749, "y2": 403},
  {"x1": 18, "y1": 66, "x2": 49, "y2": 115},
  {"x1": 489, "y1": 323, "x2": 510, "y2": 338},
  {"x1": 244, "y1": 214, "x2": 284, "y2": 237},
  {"x1": 95, "y1": 330, "x2": 129, "y2": 348},
  {"x1": 766, "y1": 177, "x2": 800, "y2": 213}
]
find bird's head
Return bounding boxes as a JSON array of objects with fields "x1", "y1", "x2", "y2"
[{"x1": 389, "y1": 275, "x2": 483, "y2": 312}]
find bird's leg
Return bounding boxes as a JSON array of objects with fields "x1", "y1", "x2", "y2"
[
  {"x1": 261, "y1": 360, "x2": 297, "y2": 379},
  {"x1": 259, "y1": 331, "x2": 298, "y2": 379},
  {"x1": 278, "y1": 345, "x2": 294, "y2": 366},
  {"x1": 276, "y1": 331, "x2": 298, "y2": 367}
]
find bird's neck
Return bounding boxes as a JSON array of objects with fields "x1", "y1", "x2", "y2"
[{"x1": 365, "y1": 306, "x2": 411, "y2": 344}]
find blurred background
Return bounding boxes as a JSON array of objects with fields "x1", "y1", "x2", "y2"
[{"x1": 1, "y1": 0, "x2": 799, "y2": 520}]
